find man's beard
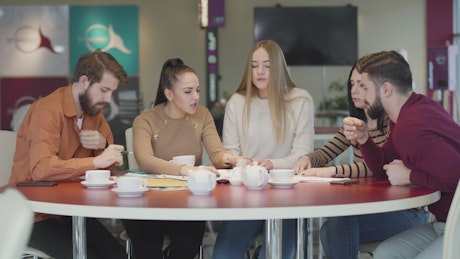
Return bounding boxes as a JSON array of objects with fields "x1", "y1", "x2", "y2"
[
  {"x1": 367, "y1": 95, "x2": 385, "y2": 120},
  {"x1": 79, "y1": 89, "x2": 107, "y2": 116}
]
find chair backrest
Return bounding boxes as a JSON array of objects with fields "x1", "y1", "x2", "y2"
[
  {"x1": 443, "y1": 179, "x2": 460, "y2": 259},
  {"x1": 0, "y1": 130, "x2": 17, "y2": 185},
  {"x1": 125, "y1": 127, "x2": 139, "y2": 171},
  {"x1": 0, "y1": 188, "x2": 34, "y2": 259}
]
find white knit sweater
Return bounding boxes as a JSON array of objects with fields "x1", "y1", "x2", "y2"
[{"x1": 223, "y1": 87, "x2": 315, "y2": 168}]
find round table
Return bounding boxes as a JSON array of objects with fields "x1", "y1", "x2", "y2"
[{"x1": 1, "y1": 178, "x2": 440, "y2": 259}]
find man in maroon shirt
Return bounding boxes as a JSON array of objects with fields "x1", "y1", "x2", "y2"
[{"x1": 343, "y1": 50, "x2": 460, "y2": 258}]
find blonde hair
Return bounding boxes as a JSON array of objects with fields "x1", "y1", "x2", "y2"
[{"x1": 235, "y1": 40, "x2": 298, "y2": 143}]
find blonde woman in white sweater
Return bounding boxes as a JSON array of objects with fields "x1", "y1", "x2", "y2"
[{"x1": 213, "y1": 40, "x2": 315, "y2": 259}]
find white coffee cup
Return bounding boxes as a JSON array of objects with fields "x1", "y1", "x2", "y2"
[
  {"x1": 171, "y1": 155, "x2": 195, "y2": 166},
  {"x1": 187, "y1": 167, "x2": 216, "y2": 195},
  {"x1": 230, "y1": 167, "x2": 243, "y2": 185},
  {"x1": 85, "y1": 170, "x2": 110, "y2": 183},
  {"x1": 116, "y1": 177, "x2": 147, "y2": 190},
  {"x1": 269, "y1": 169, "x2": 295, "y2": 182}
]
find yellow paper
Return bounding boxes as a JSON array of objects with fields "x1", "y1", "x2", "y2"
[{"x1": 145, "y1": 178, "x2": 188, "y2": 188}]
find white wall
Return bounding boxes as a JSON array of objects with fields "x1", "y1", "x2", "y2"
[{"x1": 2, "y1": 0, "x2": 426, "y2": 112}]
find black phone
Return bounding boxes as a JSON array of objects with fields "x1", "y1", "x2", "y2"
[
  {"x1": 17, "y1": 181, "x2": 58, "y2": 187},
  {"x1": 330, "y1": 179, "x2": 359, "y2": 185}
]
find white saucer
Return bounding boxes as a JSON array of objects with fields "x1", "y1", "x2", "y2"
[
  {"x1": 191, "y1": 190, "x2": 212, "y2": 195},
  {"x1": 229, "y1": 179, "x2": 243, "y2": 186},
  {"x1": 268, "y1": 179, "x2": 299, "y2": 189},
  {"x1": 112, "y1": 187, "x2": 149, "y2": 197},
  {"x1": 245, "y1": 185, "x2": 266, "y2": 190},
  {"x1": 81, "y1": 180, "x2": 115, "y2": 189}
]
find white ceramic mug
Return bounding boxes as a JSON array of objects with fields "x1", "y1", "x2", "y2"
[
  {"x1": 171, "y1": 155, "x2": 195, "y2": 166},
  {"x1": 187, "y1": 167, "x2": 217, "y2": 195},
  {"x1": 269, "y1": 169, "x2": 295, "y2": 182},
  {"x1": 230, "y1": 167, "x2": 244, "y2": 185},
  {"x1": 85, "y1": 170, "x2": 110, "y2": 183},
  {"x1": 116, "y1": 177, "x2": 147, "y2": 190}
]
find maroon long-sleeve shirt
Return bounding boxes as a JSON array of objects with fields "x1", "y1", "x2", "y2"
[{"x1": 360, "y1": 93, "x2": 460, "y2": 222}]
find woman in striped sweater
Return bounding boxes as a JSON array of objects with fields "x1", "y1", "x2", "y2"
[
  {"x1": 294, "y1": 64, "x2": 388, "y2": 178},
  {"x1": 297, "y1": 62, "x2": 427, "y2": 259}
]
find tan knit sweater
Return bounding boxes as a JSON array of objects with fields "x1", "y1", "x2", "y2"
[{"x1": 132, "y1": 104, "x2": 229, "y2": 175}]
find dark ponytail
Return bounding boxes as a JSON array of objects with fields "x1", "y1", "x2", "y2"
[{"x1": 154, "y1": 58, "x2": 196, "y2": 106}]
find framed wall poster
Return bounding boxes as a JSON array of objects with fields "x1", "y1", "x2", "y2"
[
  {"x1": 0, "y1": 6, "x2": 69, "y2": 76},
  {"x1": 69, "y1": 5, "x2": 139, "y2": 75},
  {"x1": 0, "y1": 77, "x2": 69, "y2": 130}
]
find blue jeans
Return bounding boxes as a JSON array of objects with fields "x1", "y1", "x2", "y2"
[
  {"x1": 212, "y1": 219, "x2": 296, "y2": 259},
  {"x1": 320, "y1": 208, "x2": 427, "y2": 259}
]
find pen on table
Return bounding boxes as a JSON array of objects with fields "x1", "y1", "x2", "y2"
[{"x1": 126, "y1": 169, "x2": 147, "y2": 175}]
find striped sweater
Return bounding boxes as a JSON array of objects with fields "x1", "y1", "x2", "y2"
[{"x1": 308, "y1": 118, "x2": 389, "y2": 177}]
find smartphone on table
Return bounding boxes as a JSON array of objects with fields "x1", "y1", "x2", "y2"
[
  {"x1": 17, "y1": 181, "x2": 58, "y2": 187},
  {"x1": 330, "y1": 179, "x2": 359, "y2": 185}
]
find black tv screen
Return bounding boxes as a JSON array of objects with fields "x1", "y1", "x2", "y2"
[{"x1": 254, "y1": 6, "x2": 358, "y2": 66}]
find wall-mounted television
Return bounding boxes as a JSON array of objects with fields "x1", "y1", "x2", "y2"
[{"x1": 254, "y1": 6, "x2": 358, "y2": 66}]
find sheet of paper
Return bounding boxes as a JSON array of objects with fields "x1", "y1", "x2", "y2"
[
  {"x1": 158, "y1": 174, "x2": 188, "y2": 181},
  {"x1": 145, "y1": 178, "x2": 188, "y2": 188},
  {"x1": 121, "y1": 173, "x2": 189, "y2": 190},
  {"x1": 123, "y1": 172, "x2": 187, "y2": 181},
  {"x1": 217, "y1": 169, "x2": 232, "y2": 180},
  {"x1": 294, "y1": 176, "x2": 350, "y2": 182}
]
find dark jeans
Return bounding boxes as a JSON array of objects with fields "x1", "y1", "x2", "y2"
[
  {"x1": 212, "y1": 219, "x2": 297, "y2": 259},
  {"x1": 320, "y1": 208, "x2": 428, "y2": 259},
  {"x1": 28, "y1": 217, "x2": 126, "y2": 259},
  {"x1": 122, "y1": 219, "x2": 205, "y2": 259}
]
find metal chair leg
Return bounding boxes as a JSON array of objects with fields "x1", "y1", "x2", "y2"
[{"x1": 120, "y1": 230, "x2": 132, "y2": 259}]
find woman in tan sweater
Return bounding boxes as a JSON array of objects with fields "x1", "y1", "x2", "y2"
[
  {"x1": 123, "y1": 58, "x2": 237, "y2": 259},
  {"x1": 132, "y1": 59, "x2": 237, "y2": 176}
]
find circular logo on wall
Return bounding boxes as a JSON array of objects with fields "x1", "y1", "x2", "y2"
[
  {"x1": 435, "y1": 53, "x2": 447, "y2": 65},
  {"x1": 13, "y1": 26, "x2": 62, "y2": 54},
  {"x1": 84, "y1": 24, "x2": 132, "y2": 54}
]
